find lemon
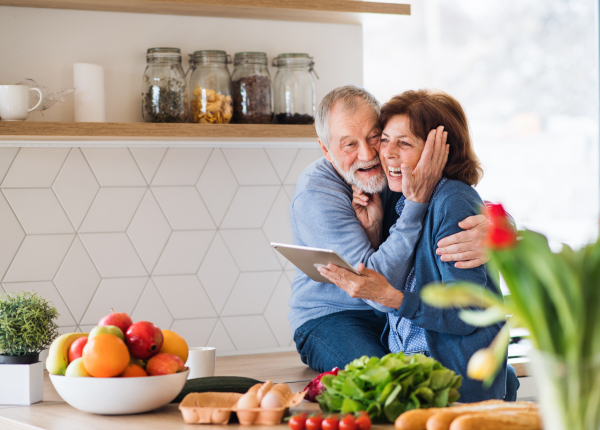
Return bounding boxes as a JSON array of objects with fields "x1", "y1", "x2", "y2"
[{"x1": 159, "y1": 330, "x2": 189, "y2": 363}]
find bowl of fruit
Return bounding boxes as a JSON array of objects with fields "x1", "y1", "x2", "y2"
[{"x1": 47, "y1": 311, "x2": 190, "y2": 415}]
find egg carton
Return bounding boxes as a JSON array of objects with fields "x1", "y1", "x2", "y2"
[
  {"x1": 233, "y1": 382, "x2": 306, "y2": 425},
  {"x1": 179, "y1": 392, "x2": 242, "y2": 424},
  {"x1": 178, "y1": 382, "x2": 305, "y2": 425}
]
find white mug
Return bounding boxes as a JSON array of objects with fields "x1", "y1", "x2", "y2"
[
  {"x1": 185, "y1": 347, "x2": 216, "y2": 379},
  {"x1": 0, "y1": 85, "x2": 43, "y2": 121}
]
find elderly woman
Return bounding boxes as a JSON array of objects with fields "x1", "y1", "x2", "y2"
[{"x1": 318, "y1": 89, "x2": 512, "y2": 402}]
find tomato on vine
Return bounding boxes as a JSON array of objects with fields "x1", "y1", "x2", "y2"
[
  {"x1": 355, "y1": 412, "x2": 371, "y2": 430},
  {"x1": 339, "y1": 415, "x2": 357, "y2": 430},
  {"x1": 306, "y1": 414, "x2": 323, "y2": 430},
  {"x1": 322, "y1": 414, "x2": 339, "y2": 430},
  {"x1": 289, "y1": 413, "x2": 307, "y2": 430}
]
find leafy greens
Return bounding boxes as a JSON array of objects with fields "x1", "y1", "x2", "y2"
[{"x1": 316, "y1": 353, "x2": 462, "y2": 423}]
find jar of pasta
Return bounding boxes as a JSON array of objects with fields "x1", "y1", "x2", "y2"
[{"x1": 188, "y1": 50, "x2": 233, "y2": 124}]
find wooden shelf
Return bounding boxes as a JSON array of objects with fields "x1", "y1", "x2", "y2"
[
  {"x1": 0, "y1": 121, "x2": 318, "y2": 147},
  {"x1": 0, "y1": 0, "x2": 410, "y2": 24}
]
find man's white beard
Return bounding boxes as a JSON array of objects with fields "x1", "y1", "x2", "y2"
[{"x1": 329, "y1": 153, "x2": 387, "y2": 194}]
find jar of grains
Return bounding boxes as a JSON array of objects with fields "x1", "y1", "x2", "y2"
[
  {"x1": 142, "y1": 47, "x2": 188, "y2": 123},
  {"x1": 231, "y1": 52, "x2": 272, "y2": 124},
  {"x1": 272, "y1": 53, "x2": 317, "y2": 124},
  {"x1": 188, "y1": 50, "x2": 233, "y2": 124}
]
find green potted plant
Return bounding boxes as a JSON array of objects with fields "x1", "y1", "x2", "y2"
[
  {"x1": 422, "y1": 204, "x2": 600, "y2": 430},
  {"x1": 0, "y1": 291, "x2": 59, "y2": 405}
]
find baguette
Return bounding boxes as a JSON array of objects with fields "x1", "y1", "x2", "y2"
[
  {"x1": 449, "y1": 411, "x2": 542, "y2": 430},
  {"x1": 395, "y1": 408, "x2": 442, "y2": 430},
  {"x1": 395, "y1": 400, "x2": 536, "y2": 430},
  {"x1": 426, "y1": 402, "x2": 538, "y2": 430}
]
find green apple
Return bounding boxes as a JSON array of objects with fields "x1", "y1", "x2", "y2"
[
  {"x1": 129, "y1": 356, "x2": 147, "y2": 370},
  {"x1": 65, "y1": 357, "x2": 91, "y2": 377},
  {"x1": 89, "y1": 325, "x2": 124, "y2": 341}
]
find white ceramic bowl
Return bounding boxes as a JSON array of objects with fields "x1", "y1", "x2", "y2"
[{"x1": 50, "y1": 370, "x2": 189, "y2": 415}]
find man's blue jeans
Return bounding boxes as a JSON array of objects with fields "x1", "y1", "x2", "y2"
[
  {"x1": 294, "y1": 310, "x2": 520, "y2": 401},
  {"x1": 294, "y1": 310, "x2": 389, "y2": 372}
]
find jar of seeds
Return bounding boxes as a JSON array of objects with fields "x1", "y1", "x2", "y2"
[
  {"x1": 272, "y1": 53, "x2": 317, "y2": 124},
  {"x1": 142, "y1": 47, "x2": 188, "y2": 123},
  {"x1": 231, "y1": 52, "x2": 272, "y2": 124},
  {"x1": 188, "y1": 50, "x2": 233, "y2": 124}
]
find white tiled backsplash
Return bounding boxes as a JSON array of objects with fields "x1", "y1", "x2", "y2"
[{"x1": 0, "y1": 146, "x2": 323, "y2": 355}]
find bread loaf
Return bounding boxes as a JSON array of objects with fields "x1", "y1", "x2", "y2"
[
  {"x1": 395, "y1": 408, "x2": 442, "y2": 430},
  {"x1": 426, "y1": 402, "x2": 538, "y2": 430},
  {"x1": 395, "y1": 400, "x2": 538, "y2": 430},
  {"x1": 448, "y1": 411, "x2": 542, "y2": 430}
]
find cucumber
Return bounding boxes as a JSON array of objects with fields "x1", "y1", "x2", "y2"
[{"x1": 171, "y1": 376, "x2": 263, "y2": 403}]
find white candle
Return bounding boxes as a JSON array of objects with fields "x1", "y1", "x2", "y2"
[{"x1": 73, "y1": 63, "x2": 106, "y2": 122}]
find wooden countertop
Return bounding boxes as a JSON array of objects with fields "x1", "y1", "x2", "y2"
[
  {"x1": 0, "y1": 352, "x2": 321, "y2": 430},
  {"x1": 0, "y1": 352, "x2": 530, "y2": 430}
]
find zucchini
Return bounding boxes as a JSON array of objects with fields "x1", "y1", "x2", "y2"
[{"x1": 171, "y1": 376, "x2": 263, "y2": 403}]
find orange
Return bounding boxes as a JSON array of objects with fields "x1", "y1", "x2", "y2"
[
  {"x1": 159, "y1": 330, "x2": 189, "y2": 363},
  {"x1": 82, "y1": 333, "x2": 130, "y2": 378},
  {"x1": 121, "y1": 363, "x2": 148, "y2": 377}
]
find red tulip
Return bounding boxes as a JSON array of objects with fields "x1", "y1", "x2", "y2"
[{"x1": 486, "y1": 203, "x2": 517, "y2": 250}]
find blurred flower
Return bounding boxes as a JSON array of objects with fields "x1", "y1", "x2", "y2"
[
  {"x1": 486, "y1": 203, "x2": 517, "y2": 250},
  {"x1": 467, "y1": 348, "x2": 496, "y2": 381}
]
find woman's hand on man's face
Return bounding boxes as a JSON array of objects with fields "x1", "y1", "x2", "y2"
[
  {"x1": 317, "y1": 263, "x2": 404, "y2": 309},
  {"x1": 402, "y1": 126, "x2": 449, "y2": 203}
]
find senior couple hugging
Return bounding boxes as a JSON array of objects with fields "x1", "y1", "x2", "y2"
[{"x1": 288, "y1": 86, "x2": 520, "y2": 403}]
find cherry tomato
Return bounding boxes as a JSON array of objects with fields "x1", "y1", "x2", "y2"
[
  {"x1": 339, "y1": 415, "x2": 357, "y2": 430},
  {"x1": 322, "y1": 415, "x2": 339, "y2": 430},
  {"x1": 306, "y1": 414, "x2": 323, "y2": 430},
  {"x1": 289, "y1": 413, "x2": 307, "y2": 430},
  {"x1": 355, "y1": 413, "x2": 371, "y2": 430}
]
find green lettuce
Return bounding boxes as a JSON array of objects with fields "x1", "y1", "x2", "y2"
[{"x1": 316, "y1": 353, "x2": 461, "y2": 423}]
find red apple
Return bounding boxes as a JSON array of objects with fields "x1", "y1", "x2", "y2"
[
  {"x1": 125, "y1": 321, "x2": 163, "y2": 359},
  {"x1": 99, "y1": 311, "x2": 133, "y2": 336},
  {"x1": 146, "y1": 353, "x2": 185, "y2": 376},
  {"x1": 68, "y1": 336, "x2": 88, "y2": 363}
]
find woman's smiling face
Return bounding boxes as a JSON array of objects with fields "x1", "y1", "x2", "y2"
[{"x1": 380, "y1": 114, "x2": 425, "y2": 193}]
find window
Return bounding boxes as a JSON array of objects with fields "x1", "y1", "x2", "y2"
[{"x1": 364, "y1": 0, "x2": 599, "y2": 248}]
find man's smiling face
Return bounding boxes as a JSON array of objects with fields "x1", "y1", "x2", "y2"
[{"x1": 318, "y1": 98, "x2": 387, "y2": 194}]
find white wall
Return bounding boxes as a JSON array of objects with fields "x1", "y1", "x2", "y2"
[
  {"x1": 0, "y1": 146, "x2": 324, "y2": 355},
  {"x1": 0, "y1": 6, "x2": 363, "y2": 122}
]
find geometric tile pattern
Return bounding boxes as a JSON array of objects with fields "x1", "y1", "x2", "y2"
[{"x1": 0, "y1": 147, "x2": 323, "y2": 355}]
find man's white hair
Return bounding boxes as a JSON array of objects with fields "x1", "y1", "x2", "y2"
[{"x1": 315, "y1": 85, "x2": 381, "y2": 149}]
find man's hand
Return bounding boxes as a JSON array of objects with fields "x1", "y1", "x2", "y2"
[
  {"x1": 436, "y1": 214, "x2": 489, "y2": 269},
  {"x1": 352, "y1": 185, "x2": 383, "y2": 248},
  {"x1": 317, "y1": 263, "x2": 404, "y2": 309},
  {"x1": 402, "y1": 126, "x2": 450, "y2": 203}
]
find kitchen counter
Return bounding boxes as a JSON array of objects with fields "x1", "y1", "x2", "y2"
[
  {"x1": 0, "y1": 352, "x2": 531, "y2": 430},
  {"x1": 0, "y1": 352, "x2": 321, "y2": 430}
]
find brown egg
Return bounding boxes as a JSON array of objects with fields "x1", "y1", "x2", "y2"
[{"x1": 236, "y1": 392, "x2": 259, "y2": 409}]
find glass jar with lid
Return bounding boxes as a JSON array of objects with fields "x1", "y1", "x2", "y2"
[
  {"x1": 188, "y1": 50, "x2": 233, "y2": 124},
  {"x1": 272, "y1": 53, "x2": 317, "y2": 124},
  {"x1": 231, "y1": 52, "x2": 273, "y2": 124},
  {"x1": 142, "y1": 47, "x2": 188, "y2": 123}
]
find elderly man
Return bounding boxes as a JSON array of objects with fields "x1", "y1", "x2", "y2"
[{"x1": 289, "y1": 86, "x2": 490, "y2": 371}]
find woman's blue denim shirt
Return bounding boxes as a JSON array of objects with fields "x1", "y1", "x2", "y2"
[{"x1": 380, "y1": 179, "x2": 507, "y2": 403}]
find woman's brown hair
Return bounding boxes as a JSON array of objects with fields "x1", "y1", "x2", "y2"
[{"x1": 379, "y1": 89, "x2": 483, "y2": 186}]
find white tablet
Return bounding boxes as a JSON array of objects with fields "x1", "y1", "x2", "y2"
[{"x1": 271, "y1": 243, "x2": 360, "y2": 284}]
